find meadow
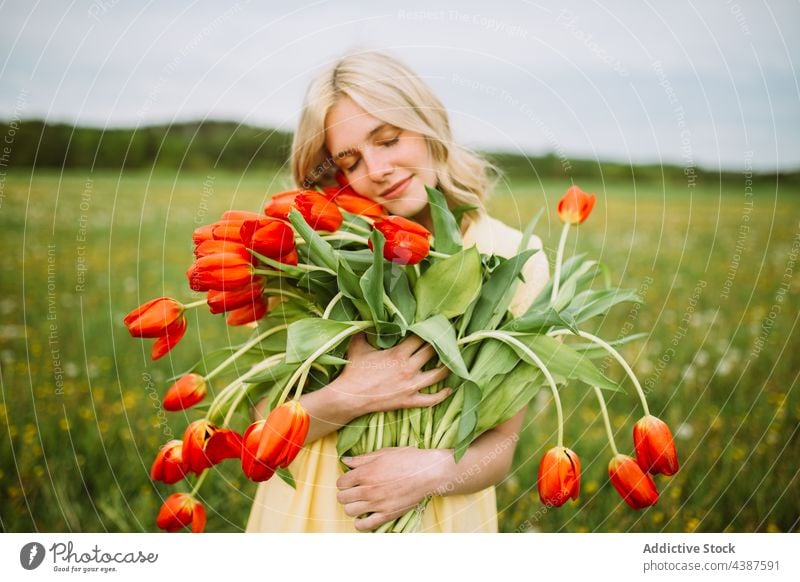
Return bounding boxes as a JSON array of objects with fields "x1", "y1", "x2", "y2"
[{"x1": 1, "y1": 167, "x2": 798, "y2": 532}]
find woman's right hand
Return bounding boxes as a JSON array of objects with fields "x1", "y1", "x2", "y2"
[{"x1": 329, "y1": 332, "x2": 452, "y2": 417}]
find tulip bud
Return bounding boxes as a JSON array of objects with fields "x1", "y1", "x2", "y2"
[
  {"x1": 295, "y1": 191, "x2": 343, "y2": 232},
  {"x1": 156, "y1": 493, "x2": 206, "y2": 533},
  {"x1": 634, "y1": 415, "x2": 679, "y2": 476},
  {"x1": 123, "y1": 297, "x2": 184, "y2": 339},
  {"x1": 163, "y1": 374, "x2": 207, "y2": 412},
  {"x1": 537, "y1": 446, "x2": 581, "y2": 507},
  {"x1": 608, "y1": 454, "x2": 659, "y2": 510},
  {"x1": 371, "y1": 216, "x2": 431, "y2": 265},
  {"x1": 557, "y1": 185, "x2": 596, "y2": 225},
  {"x1": 254, "y1": 401, "x2": 310, "y2": 471},
  {"x1": 150, "y1": 440, "x2": 187, "y2": 484}
]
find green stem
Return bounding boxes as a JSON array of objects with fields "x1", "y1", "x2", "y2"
[
  {"x1": 190, "y1": 470, "x2": 209, "y2": 497},
  {"x1": 593, "y1": 386, "x2": 619, "y2": 456},
  {"x1": 549, "y1": 328, "x2": 650, "y2": 416},
  {"x1": 550, "y1": 222, "x2": 572, "y2": 305},
  {"x1": 428, "y1": 250, "x2": 451, "y2": 259},
  {"x1": 205, "y1": 326, "x2": 288, "y2": 382},
  {"x1": 321, "y1": 232, "x2": 369, "y2": 245},
  {"x1": 383, "y1": 293, "x2": 408, "y2": 328},
  {"x1": 183, "y1": 298, "x2": 208, "y2": 310},
  {"x1": 207, "y1": 354, "x2": 285, "y2": 420},
  {"x1": 458, "y1": 330, "x2": 564, "y2": 444},
  {"x1": 432, "y1": 388, "x2": 462, "y2": 447},
  {"x1": 277, "y1": 322, "x2": 372, "y2": 406},
  {"x1": 323, "y1": 292, "x2": 344, "y2": 319}
]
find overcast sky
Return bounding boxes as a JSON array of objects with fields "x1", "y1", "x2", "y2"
[{"x1": 1, "y1": 0, "x2": 798, "y2": 170}]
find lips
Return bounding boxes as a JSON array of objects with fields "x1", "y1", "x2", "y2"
[{"x1": 380, "y1": 176, "x2": 412, "y2": 200}]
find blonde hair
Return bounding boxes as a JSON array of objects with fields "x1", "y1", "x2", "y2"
[{"x1": 291, "y1": 50, "x2": 497, "y2": 223}]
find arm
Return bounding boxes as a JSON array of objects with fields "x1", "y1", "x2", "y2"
[
  {"x1": 252, "y1": 332, "x2": 453, "y2": 445},
  {"x1": 336, "y1": 406, "x2": 527, "y2": 531}
]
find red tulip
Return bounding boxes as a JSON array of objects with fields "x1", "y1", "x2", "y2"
[
  {"x1": 187, "y1": 252, "x2": 254, "y2": 292},
  {"x1": 371, "y1": 215, "x2": 431, "y2": 265},
  {"x1": 211, "y1": 219, "x2": 247, "y2": 243},
  {"x1": 256, "y1": 401, "x2": 310, "y2": 470},
  {"x1": 264, "y1": 190, "x2": 305, "y2": 220},
  {"x1": 323, "y1": 185, "x2": 386, "y2": 218},
  {"x1": 123, "y1": 297, "x2": 185, "y2": 338},
  {"x1": 150, "y1": 317, "x2": 187, "y2": 361},
  {"x1": 608, "y1": 454, "x2": 659, "y2": 510},
  {"x1": 192, "y1": 224, "x2": 214, "y2": 245},
  {"x1": 557, "y1": 185, "x2": 596, "y2": 225},
  {"x1": 182, "y1": 419, "x2": 243, "y2": 475},
  {"x1": 295, "y1": 191, "x2": 343, "y2": 232},
  {"x1": 226, "y1": 295, "x2": 268, "y2": 326},
  {"x1": 278, "y1": 248, "x2": 299, "y2": 266},
  {"x1": 220, "y1": 210, "x2": 263, "y2": 222},
  {"x1": 156, "y1": 493, "x2": 206, "y2": 533},
  {"x1": 207, "y1": 279, "x2": 265, "y2": 314},
  {"x1": 241, "y1": 420, "x2": 275, "y2": 482},
  {"x1": 194, "y1": 239, "x2": 252, "y2": 262},
  {"x1": 537, "y1": 446, "x2": 581, "y2": 507},
  {"x1": 163, "y1": 373, "x2": 207, "y2": 411},
  {"x1": 634, "y1": 415, "x2": 679, "y2": 476},
  {"x1": 240, "y1": 217, "x2": 296, "y2": 260},
  {"x1": 150, "y1": 440, "x2": 187, "y2": 484}
]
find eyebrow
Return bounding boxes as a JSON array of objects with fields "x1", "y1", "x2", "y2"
[{"x1": 332, "y1": 123, "x2": 393, "y2": 160}]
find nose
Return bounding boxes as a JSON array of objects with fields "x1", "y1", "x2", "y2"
[{"x1": 362, "y1": 146, "x2": 393, "y2": 183}]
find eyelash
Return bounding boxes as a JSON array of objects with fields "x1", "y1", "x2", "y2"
[{"x1": 345, "y1": 135, "x2": 400, "y2": 172}]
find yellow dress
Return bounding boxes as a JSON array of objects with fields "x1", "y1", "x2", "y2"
[{"x1": 245, "y1": 213, "x2": 549, "y2": 532}]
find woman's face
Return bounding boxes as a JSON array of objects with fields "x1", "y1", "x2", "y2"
[{"x1": 324, "y1": 97, "x2": 438, "y2": 219}]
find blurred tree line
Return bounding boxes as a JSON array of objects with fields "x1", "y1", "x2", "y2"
[{"x1": 1, "y1": 119, "x2": 797, "y2": 187}]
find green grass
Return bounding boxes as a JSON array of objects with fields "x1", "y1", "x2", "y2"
[{"x1": 1, "y1": 168, "x2": 798, "y2": 532}]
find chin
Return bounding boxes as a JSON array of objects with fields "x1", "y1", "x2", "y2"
[{"x1": 384, "y1": 197, "x2": 427, "y2": 218}]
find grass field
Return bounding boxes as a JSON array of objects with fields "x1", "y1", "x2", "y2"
[{"x1": 1, "y1": 167, "x2": 798, "y2": 532}]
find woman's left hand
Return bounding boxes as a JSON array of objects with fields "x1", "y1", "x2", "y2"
[{"x1": 336, "y1": 447, "x2": 452, "y2": 531}]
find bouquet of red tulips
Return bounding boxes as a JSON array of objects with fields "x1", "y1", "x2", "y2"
[{"x1": 126, "y1": 183, "x2": 679, "y2": 533}]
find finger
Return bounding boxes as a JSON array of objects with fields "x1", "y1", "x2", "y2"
[
  {"x1": 340, "y1": 450, "x2": 383, "y2": 469},
  {"x1": 342, "y1": 500, "x2": 373, "y2": 518},
  {"x1": 354, "y1": 512, "x2": 392, "y2": 532},
  {"x1": 408, "y1": 344, "x2": 436, "y2": 369},
  {"x1": 395, "y1": 334, "x2": 424, "y2": 356},
  {"x1": 410, "y1": 387, "x2": 453, "y2": 408},
  {"x1": 410, "y1": 366, "x2": 450, "y2": 391},
  {"x1": 336, "y1": 485, "x2": 368, "y2": 505},
  {"x1": 336, "y1": 468, "x2": 360, "y2": 490},
  {"x1": 347, "y1": 332, "x2": 372, "y2": 357}
]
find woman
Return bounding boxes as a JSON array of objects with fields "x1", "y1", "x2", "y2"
[{"x1": 246, "y1": 50, "x2": 549, "y2": 532}]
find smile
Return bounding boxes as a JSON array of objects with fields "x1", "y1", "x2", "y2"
[{"x1": 380, "y1": 176, "x2": 413, "y2": 200}]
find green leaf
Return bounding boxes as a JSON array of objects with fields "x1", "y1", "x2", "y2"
[
  {"x1": 563, "y1": 288, "x2": 642, "y2": 324},
  {"x1": 285, "y1": 318, "x2": 361, "y2": 364},
  {"x1": 453, "y1": 381, "x2": 481, "y2": 462},
  {"x1": 502, "y1": 306, "x2": 575, "y2": 334},
  {"x1": 288, "y1": 209, "x2": 339, "y2": 272},
  {"x1": 360, "y1": 230, "x2": 387, "y2": 323},
  {"x1": 467, "y1": 248, "x2": 539, "y2": 335},
  {"x1": 503, "y1": 334, "x2": 620, "y2": 392},
  {"x1": 528, "y1": 253, "x2": 588, "y2": 311},
  {"x1": 415, "y1": 246, "x2": 482, "y2": 321},
  {"x1": 552, "y1": 260, "x2": 598, "y2": 311},
  {"x1": 275, "y1": 467, "x2": 297, "y2": 489},
  {"x1": 452, "y1": 204, "x2": 480, "y2": 227},
  {"x1": 570, "y1": 332, "x2": 648, "y2": 358},
  {"x1": 385, "y1": 264, "x2": 416, "y2": 326},
  {"x1": 517, "y1": 208, "x2": 544, "y2": 254},
  {"x1": 468, "y1": 338, "x2": 522, "y2": 387},
  {"x1": 425, "y1": 186, "x2": 462, "y2": 254},
  {"x1": 409, "y1": 315, "x2": 472, "y2": 380},
  {"x1": 337, "y1": 416, "x2": 371, "y2": 457}
]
